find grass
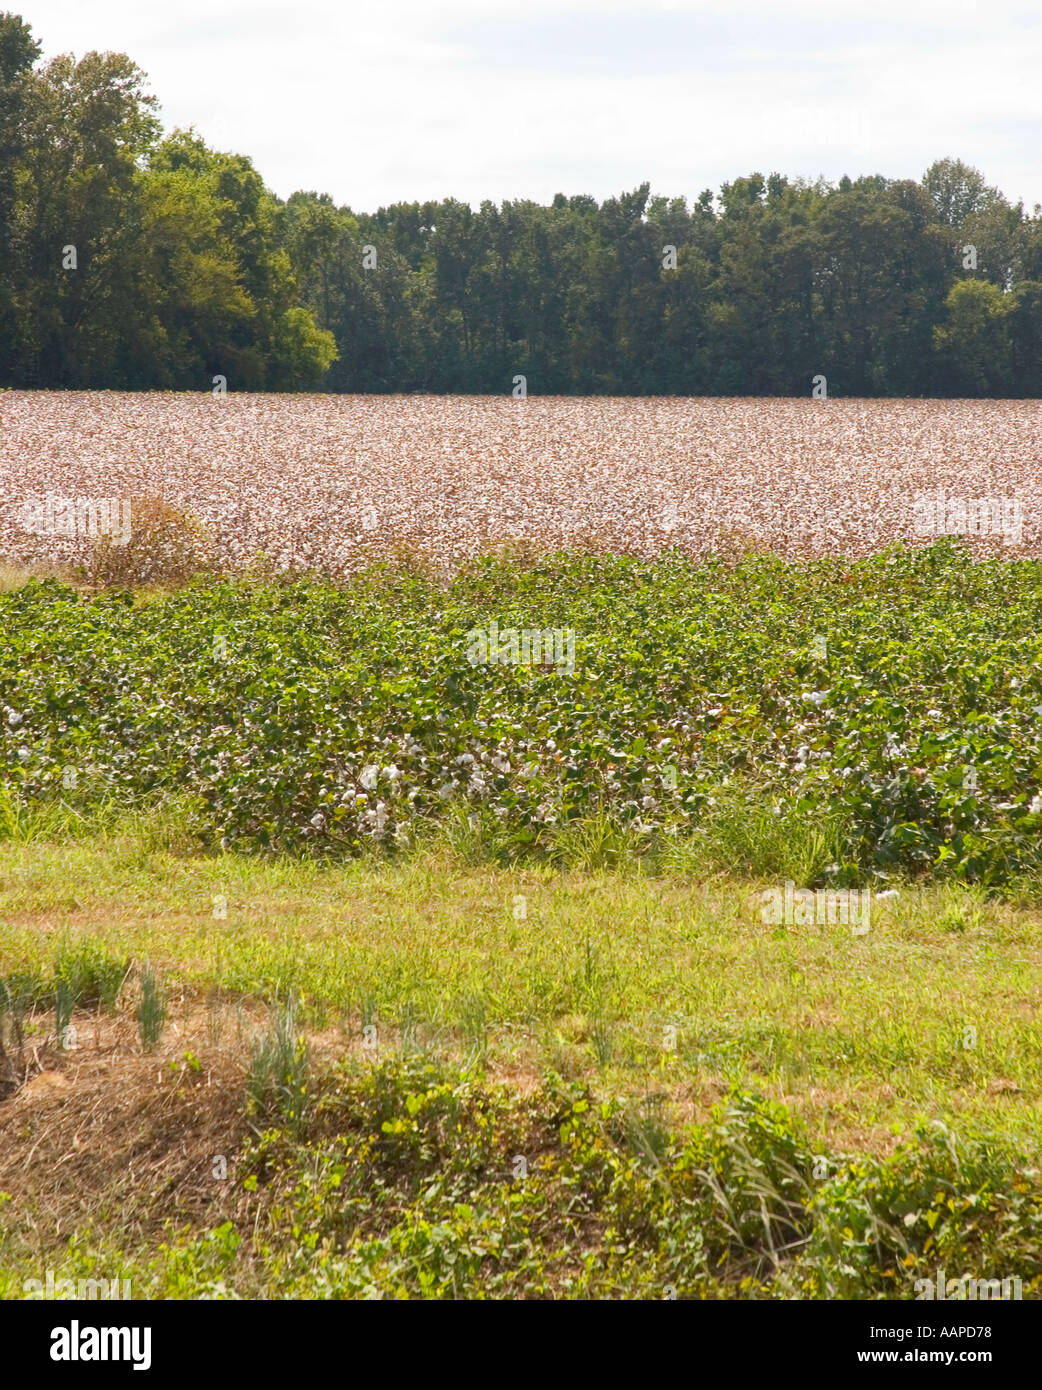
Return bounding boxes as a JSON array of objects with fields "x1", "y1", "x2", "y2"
[
  {"x1": 1, "y1": 818, "x2": 1040, "y2": 1151},
  {"x1": 1, "y1": 818, "x2": 1040, "y2": 1298},
  {"x1": 3, "y1": 545, "x2": 1042, "y2": 1299}
]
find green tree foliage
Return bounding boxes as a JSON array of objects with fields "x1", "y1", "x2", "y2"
[
  {"x1": 922, "y1": 156, "x2": 1003, "y2": 227},
  {"x1": 0, "y1": 15, "x2": 334, "y2": 390},
  {"x1": 0, "y1": 12, "x2": 1038, "y2": 396},
  {"x1": 14, "y1": 46, "x2": 160, "y2": 385},
  {"x1": 933, "y1": 279, "x2": 1013, "y2": 396},
  {"x1": 0, "y1": 11, "x2": 39, "y2": 379},
  {"x1": 140, "y1": 131, "x2": 336, "y2": 388}
]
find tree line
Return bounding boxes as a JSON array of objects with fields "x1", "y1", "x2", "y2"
[{"x1": 2, "y1": 12, "x2": 1041, "y2": 396}]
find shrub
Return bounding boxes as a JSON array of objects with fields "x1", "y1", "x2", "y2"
[{"x1": 88, "y1": 496, "x2": 214, "y2": 587}]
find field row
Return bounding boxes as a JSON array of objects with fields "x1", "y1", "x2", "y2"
[
  {"x1": 4, "y1": 544, "x2": 1042, "y2": 884},
  {"x1": 2, "y1": 394, "x2": 1042, "y2": 573}
]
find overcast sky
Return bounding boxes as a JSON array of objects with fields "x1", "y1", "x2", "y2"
[{"x1": 21, "y1": 0, "x2": 1042, "y2": 214}]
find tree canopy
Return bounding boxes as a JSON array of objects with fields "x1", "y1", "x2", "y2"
[{"x1": 2, "y1": 13, "x2": 1040, "y2": 396}]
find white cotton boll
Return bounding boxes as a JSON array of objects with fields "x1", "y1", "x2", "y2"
[{"x1": 360, "y1": 764, "x2": 379, "y2": 790}]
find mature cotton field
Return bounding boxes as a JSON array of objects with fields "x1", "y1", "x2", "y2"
[
  {"x1": 6, "y1": 391, "x2": 1042, "y2": 1309},
  {"x1": 1, "y1": 392, "x2": 1041, "y2": 573}
]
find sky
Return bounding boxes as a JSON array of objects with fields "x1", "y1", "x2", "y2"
[{"x1": 20, "y1": 0, "x2": 1042, "y2": 214}]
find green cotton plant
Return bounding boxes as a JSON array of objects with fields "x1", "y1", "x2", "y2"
[{"x1": 8, "y1": 541, "x2": 1042, "y2": 883}]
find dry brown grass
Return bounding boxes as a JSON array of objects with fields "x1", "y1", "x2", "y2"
[
  {"x1": 87, "y1": 496, "x2": 216, "y2": 587},
  {"x1": 2, "y1": 393, "x2": 1041, "y2": 577},
  {"x1": 0, "y1": 1001, "x2": 251, "y2": 1243},
  {"x1": 0, "y1": 557, "x2": 75, "y2": 591}
]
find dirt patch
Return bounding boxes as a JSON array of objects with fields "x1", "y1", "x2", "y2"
[
  {"x1": 0, "y1": 995, "x2": 496, "y2": 1248},
  {"x1": 0, "y1": 1002, "x2": 258, "y2": 1247}
]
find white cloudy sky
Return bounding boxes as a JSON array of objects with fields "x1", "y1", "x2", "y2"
[{"x1": 22, "y1": 0, "x2": 1042, "y2": 213}]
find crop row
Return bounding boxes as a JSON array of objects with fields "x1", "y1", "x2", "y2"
[{"x1": 3, "y1": 542, "x2": 1042, "y2": 882}]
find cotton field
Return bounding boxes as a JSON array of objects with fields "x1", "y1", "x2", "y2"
[{"x1": 2, "y1": 392, "x2": 1041, "y2": 573}]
